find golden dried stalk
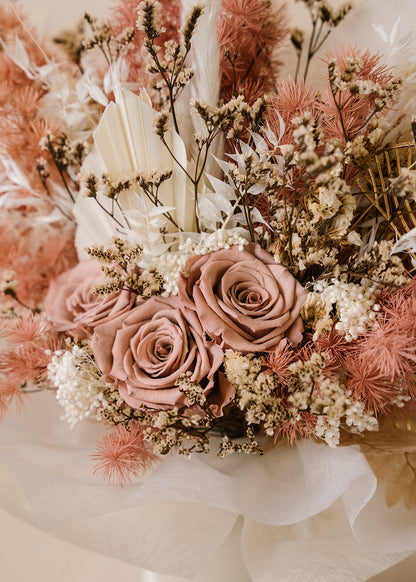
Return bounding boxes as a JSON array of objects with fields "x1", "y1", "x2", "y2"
[{"x1": 355, "y1": 142, "x2": 416, "y2": 238}]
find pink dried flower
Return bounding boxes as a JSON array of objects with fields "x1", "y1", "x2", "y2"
[
  {"x1": 0, "y1": 376, "x2": 27, "y2": 421},
  {"x1": 0, "y1": 5, "x2": 71, "y2": 199},
  {"x1": 92, "y1": 424, "x2": 157, "y2": 486},
  {"x1": 269, "y1": 76, "x2": 318, "y2": 143},
  {"x1": 314, "y1": 327, "x2": 354, "y2": 366},
  {"x1": 345, "y1": 355, "x2": 397, "y2": 413},
  {"x1": 356, "y1": 323, "x2": 416, "y2": 381},
  {"x1": 8, "y1": 313, "x2": 48, "y2": 346},
  {"x1": 275, "y1": 412, "x2": 317, "y2": 445},
  {"x1": 264, "y1": 339, "x2": 297, "y2": 385},
  {"x1": 218, "y1": 0, "x2": 288, "y2": 101}
]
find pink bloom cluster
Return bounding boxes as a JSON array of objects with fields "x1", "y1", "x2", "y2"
[{"x1": 46, "y1": 244, "x2": 307, "y2": 414}]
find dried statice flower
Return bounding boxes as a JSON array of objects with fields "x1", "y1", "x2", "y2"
[
  {"x1": 218, "y1": 429, "x2": 263, "y2": 457},
  {"x1": 319, "y1": 46, "x2": 401, "y2": 144},
  {"x1": 137, "y1": 0, "x2": 203, "y2": 130},
  {"x1": 386, "y1": 168, "x2": 416, "y2": 201},
  {"x1": 177, "y1": 373, "x2": 207, "y2": 407},
  {"x1": 81, "y1": 12, "x2": 112, "y2": 54},
  {"x1": 86, "y1": 238, "x2": 161, "y2": 298},
  {"x1": 107, "y1": 0, "x2": 181, "y2": 95},
  {"x1": 224, "y1": 350, "x2": 294, "y2": 438},
  {"x1": 295, "y1": 0, "x2": 353, "y2": 80},
  {"x1": 288, "y1": 353, "x2": 378, "y2": 447}
]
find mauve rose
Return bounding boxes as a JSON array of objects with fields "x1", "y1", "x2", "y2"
[
  {"x1": 91, "y1": 295, "x2": 233, "y2": 414},
  {"x1": 178, "y1": 243, "x2": 308, "y2": 353},
  {"x1": 44, "y1": 261, "x2": 135, "y2": 338}
]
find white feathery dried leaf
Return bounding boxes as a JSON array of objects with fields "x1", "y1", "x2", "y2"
[
  {"x1": 103, "y1": 58, "x2": 138, "y2": 102},
  {"x1": 197, "y1": 194, "x2": 223, "y2": 230},
  {"x1": 264, "y1": 119, "x2": 285, "y2": 148},
  {"x1": 391, "y1": 227, "x2": 416, "y2": 254},
  {"x1": 0, "y1": 36, "x2": 35, "y2": 79},
  {"x1": 248, "y1": 183, "x2": 266, "y2": 196},
  {"x1": 0, "y1": 157, "x2": 34, "y2": 194},
  {"x1": 79, "y1": 75, "x2": 109, "y2": 107}
]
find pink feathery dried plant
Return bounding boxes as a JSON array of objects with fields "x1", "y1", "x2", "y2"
[
  {"x1": 93, "y1": 424, "x2": 158, "y2": 486},
  {"x1": 318, "y1": 45, "x2": 397, "y2": 143},
  {"x1": 268, "y1": 76, "x2": 319, "y2": 143},
  {"x1": 218, "y1": 0, "x2": 288, "y2": 102},
  {"x1": 0, "y1": 213, "x2": 77, "y2": 311},
  {"x1": 1, "y1": 332, "x2": 62, "y2": 386},
  {"x1": 345, "y1": 354, "x2": 398, "y2": 413},
  {"x1": 0, "y1": 5, "x2": 72, "y2": 201},
  {"x1": 7, "y1": 313, "x2": 49, "y2": 346},
  {"x1": 314, "y1": 327, "x2": 354, "y2": 366},
  {"x1": 381, "y1": 282, "x2": 416, "y2": 333},
  {"x1": 0, "y1": 314, "x2": 62, "y2": 419},
  {"x1": 0, "y1": 376, "x2": 28, "y2": 421},
  {"x1": 275, "y1": 412, "x2": 317, "y2": 445},
  {"x1": 351, "y1": 321, "x2": 416, "y2": 385},
  {"x1": 264, "y1": 339, "x2": 297, "y2": 385}
]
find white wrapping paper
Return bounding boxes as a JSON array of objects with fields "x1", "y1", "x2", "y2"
[{"x1": 0, "y1": 391, "x2": 414, "y2": 580}]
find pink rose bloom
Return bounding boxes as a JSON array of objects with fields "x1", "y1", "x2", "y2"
[
  {"x1": 178, "y1": 243, "x2": 308, "y2": 353},
  {"x1": 91, "y1": 295, "x2": 233, "y2": 414},
  {"x1": 44, "y1": 261, "x2": 136, "y2": 338}
]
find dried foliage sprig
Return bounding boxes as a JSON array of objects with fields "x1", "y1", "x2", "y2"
[
  {"x1": 293, "y1": 0, "x2": 353, "y2": 80},
  {"x1": 137, "y1": 0, "x2": 203, "y2": 133}
]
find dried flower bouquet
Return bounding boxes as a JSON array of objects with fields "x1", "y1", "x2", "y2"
[{"x1": 0, "y1": 0, "x2": 416, "y2": 518}]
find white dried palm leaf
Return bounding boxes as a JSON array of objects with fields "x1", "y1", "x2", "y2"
[
  {"x1": 176, "y1": 0, "x2": 223, "y2": 176},
  {"x1": 73, "y1": 88, "x2": 194, "y2": 258}
]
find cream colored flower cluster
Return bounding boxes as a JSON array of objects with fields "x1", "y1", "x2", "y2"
[
  {"x1": 224, "y1": 350, "x2": 292, "y2": 436},
  {"x1": 288, "y1": 354, "x2": 378, "y2": 447}
]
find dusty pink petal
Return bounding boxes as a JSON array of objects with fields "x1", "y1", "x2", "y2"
[
  {"x1": 91, "y1": 296, "x2": 232, "y2": 414},
  {"x1": 178, "y1": 243, "x2": 307, "y2": 353},
  {"x1": 44, "y1": 261, "x2": 135, "y2": 338}
]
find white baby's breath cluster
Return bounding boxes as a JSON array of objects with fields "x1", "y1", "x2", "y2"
[
  {"x1": 288, "y1": 353, "x2": 378, "y2": 447},
  {"x1": 306, "y1": 275, "x2": 380, "y2": 341},
  {"x1": 47, "y1": 345, "x2": 109, "y2": 428},
  {"x1": 150, "y1": 229, "x2": 248, "y2": 294}
]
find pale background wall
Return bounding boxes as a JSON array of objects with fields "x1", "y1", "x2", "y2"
[{"x1": 0, "y1": 0, "x2": 415, "y2": 580}]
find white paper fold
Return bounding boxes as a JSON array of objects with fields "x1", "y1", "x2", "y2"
[{"x1": 0, "y1": 391, "x2": 415, "y2": 581}]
